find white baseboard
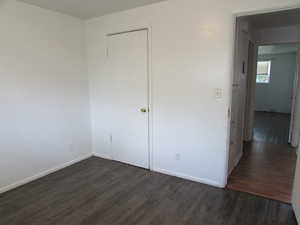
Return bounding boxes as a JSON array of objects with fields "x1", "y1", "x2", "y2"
[
  {"x1": 293, "y1": 198, "x2": 300, "y2": 224},
  {"x1": 93, "y1": 152, "x2": 112, "y2": 160},
  {"x1": 0, "y1": 153, "x2": 93, "y2": 195},
  {"x1": 234, "y1": 150, "x2": 243, "y2": 167},
  {"x1": 92, "y1": 154, "x2": 224, "y2": 188},
  {"x1": 153, "y1": 167, "x2": 224, "y2": 188},
  {"x1": 228, "y1": 150, "x2": 243, "y2": 176}
]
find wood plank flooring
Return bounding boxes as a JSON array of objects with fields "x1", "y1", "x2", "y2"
[
  {"x1": 253, "y1": 111, "x2": 291, "y2": 144},
  {"x1": 227, "y1": 111, "x2": 297, "y2": 203},
  {"x1": 227, "y1": 141, "x2": 297, "y2": 203},
  {"x1": 0, "y1": 157, "x2": 298, "y2": 225}
]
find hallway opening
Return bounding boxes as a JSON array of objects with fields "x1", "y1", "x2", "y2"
[{"x1": 227, "y1": 10, "x2": 300, "y2": 203}]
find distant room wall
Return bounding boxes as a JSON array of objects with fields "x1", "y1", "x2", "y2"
[
  {"x1": 254, "y1": 26, "x2": 300, "y2": 44},
  {"x1": 255, "y1": 53, "x2": 296, "y2": 113}
]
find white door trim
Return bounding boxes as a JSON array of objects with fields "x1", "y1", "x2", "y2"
[
  {"x1": 105, "y1": 26, "x2": 154, "y2": 170},
  {"x1": 290, "y1": 50, "x2": 300, "y2": 147},
  {"x1": 289, "y1": 51, "x2": 299, "y2": 144}
]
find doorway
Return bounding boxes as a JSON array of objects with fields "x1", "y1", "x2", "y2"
[
  {"x1": 254, "y1": 44, "x2": 300, "y2": 144},
  {"x1": 227, "y1": 9, "x2": 300, "y2": 203},
  {"x1": 107, "y1": 29, "x2": 150, "y2": 169}
]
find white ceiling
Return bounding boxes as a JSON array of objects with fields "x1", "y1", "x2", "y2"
[
  {"x1": 18, "y1": 0, "x2": 167, "y2": 19},
  {"x1": 246, "y1": 8, "x2": 300, "y2": 29},
  {"x1": 258, "y1": 44, "x2": 300, "y2": 55}
]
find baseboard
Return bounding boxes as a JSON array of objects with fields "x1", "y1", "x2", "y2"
[
  {"x1": 93, "y1": 152, "x2": 112, "y2": 160},
  {"x1": 296, "y1": 213, "x2": 300, "y2": 224},
  {"x1": 0, "y1": 153, "x2": 93, "y2": 195},
  {"x1": 228, "y1": 150, "x2": 243, "y2": 176},
  {"x1": 153, "y1": 167, "x2": 224, "y2": 188},
  {"x1": 235, "y1": 150, "x2": 243, "y2": 167},
  {"x1": 91, "y1": 154, "x2": 224, "y2": 188}
]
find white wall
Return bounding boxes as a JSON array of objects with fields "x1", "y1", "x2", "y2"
[
  {"x1": 255, "y1": 53, "x2": 296, "y2": 113},
  {"x1": 0, "y1": 0, "x2": 91, "y2": 192},
  {"x1": 86, "y1": 0, "x2": 300, "y2": 187}
]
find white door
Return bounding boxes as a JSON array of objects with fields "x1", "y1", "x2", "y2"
[
  {"x1": 228, "y1": 23, "x2": 249, "y2": 174},
  {"x1": 107, "y1": 30, "x2": 149, "y2": 169}
]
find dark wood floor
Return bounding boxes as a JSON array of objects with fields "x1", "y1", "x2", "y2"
[
  {"x1": 0, "y1": 157, "x2": 298, "y2": 225},
  {"x1": 253, "y1": 111, "x2": 291, "y2": 144},
  {"x1": 227, "y1": 111, "x2": 297, "y2": 203}
]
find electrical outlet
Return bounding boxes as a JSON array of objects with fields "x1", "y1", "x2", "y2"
[{"x1": 175, "y1": 153, "x2": 181, "y2": 160}]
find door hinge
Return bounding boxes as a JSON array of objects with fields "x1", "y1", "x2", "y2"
[{"x1": 228, "y1": 108, "x2": 231, "y2": 119}]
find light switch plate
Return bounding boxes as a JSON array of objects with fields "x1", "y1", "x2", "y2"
[{"x1": 215, "y1": 88, "x2": 223, "y2": 99}]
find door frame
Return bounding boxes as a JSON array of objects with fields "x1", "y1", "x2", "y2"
[
  {"x1": 289, "y1": 48, "x2": 299, "y2": 144},
  {"x1": 243, "y1": 41, "x2": 300, "y2": 144},
  {"x1": 290, "y1": 49, "x2": 300, "y2": 147},
  {"x1": 105, "y1": 26, "x2": 154, "y2": 170},
  {"x1": 225, "y1": 4, "x2": 300, "y2": 183},
  {"x1": 244, "y1": 41, "x2": 300, "y2": 145}
]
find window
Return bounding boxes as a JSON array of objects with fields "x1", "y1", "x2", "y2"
[{"x1": 256, "y1": 61, "x2": 271, "y2": 83}]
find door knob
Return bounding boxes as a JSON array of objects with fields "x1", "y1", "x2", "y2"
[{"x1": 140, "y1": 108, "x2": 147, "y2": 113}]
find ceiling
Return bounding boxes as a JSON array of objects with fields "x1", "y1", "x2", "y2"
[
  {"x1": 18, "y1": 0, "x2": 167, "y2": 19},
  {"x1": 258, "y1": 44, "x2": 300, "y2": 55},
  {"x1": 246, "y1": 8, "x2": 300, "y2": 29}
]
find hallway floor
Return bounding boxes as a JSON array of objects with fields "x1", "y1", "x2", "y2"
[
  {"x1": 227, "y1": 112, "x2": 297, "y2": 203},
  {"x1": 253, "y1": 111, "x2": 291, "y2": 144}
]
